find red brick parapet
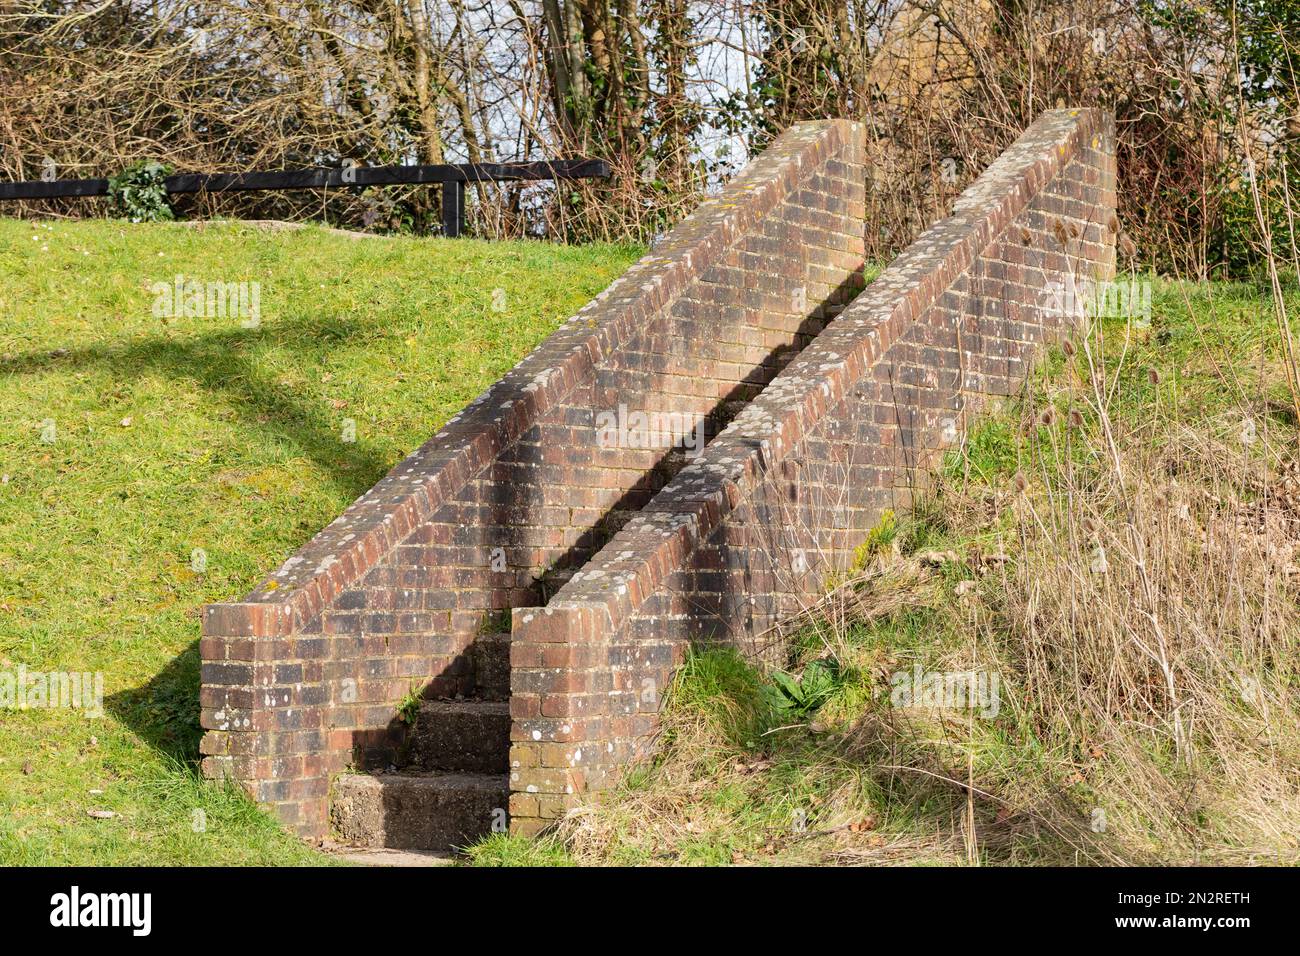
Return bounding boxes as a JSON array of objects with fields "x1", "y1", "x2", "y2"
[
  {"x1": 508, "y1": 108, "x2": 1117, "y2": 834},
  {"x1": 200, "y1": 119, "x2": 867, "y2": 837}
]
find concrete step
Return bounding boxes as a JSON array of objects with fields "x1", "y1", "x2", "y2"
[
  {"x1": 538, "y1": 564, "x2": 581, "y2": 601},
  {"x1": 320, "y1": 841, "x2": 456, "y2": 867},
  {"x1": 546, "y1": 565, "x2": 581, "y2": 584},
  {"x1": 471, "y1": 632, "x2": 510, "y2": 699},
  {"x1": 330, "y1": 771, "x2": 508, "y2": 851},
  {"x1": 406, "y1": 698, "x2": 510, "y2": 774},
  {"x1": 656, "y1": 446, "x2": 696, "y2": 481}
]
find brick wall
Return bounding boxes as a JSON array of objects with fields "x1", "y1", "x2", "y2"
[
  {"x1": 508, "y1": 108, "x2": 1116, "y2": 834},
  {"x1": 199, "y1": 119, "x2": 866, "y2": 837}
]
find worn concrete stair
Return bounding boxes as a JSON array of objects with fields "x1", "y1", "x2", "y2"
[
  {"x1": 405, "y1": 699, "x2": 510, "y2": 774},
  {"x1": 470, "y1": 632, "x2": 510, "y2": 700},
  {"x1": 327, "y1": 387, "x2": 774, "y2": 851},
  {"x1": 328, "y1": 633, "x2": 512, "y2": 852},
  {"x1": 330, "y1": 772, "x2": 508, "y2": 851}
]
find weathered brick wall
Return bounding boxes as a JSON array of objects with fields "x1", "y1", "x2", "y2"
[
  {"x1": 199, "y1": 119, "x2": 866, "y2": 837},
  {"x1": 508, "y1": 108, "x2": 1116, "y2": 834}
]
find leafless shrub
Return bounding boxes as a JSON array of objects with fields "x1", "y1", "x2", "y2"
[{"x1": 2, "y1": 1, "x2": 1295, "y2": 265}]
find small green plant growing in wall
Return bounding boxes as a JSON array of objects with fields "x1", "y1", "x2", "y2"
[
  {"x1": 851, "y1": 509, "x2": 897, "y2": 570},
  {"x1": 108, "y1": 160, "x2": 175, "y2": 222},
  {"x1": 396, "y1": 683, "x2": 425, "y2": 726},
  {"x1": 822, "y1": 509, "x2": 899, "y2": 591},
  {"x1": 478, "y1": 608, "x2": 512, "y2": 636}
]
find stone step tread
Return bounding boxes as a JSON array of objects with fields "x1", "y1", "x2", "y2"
[
  {"x1": 330, "y1": 771, "x2": 509, "y2": 851},
  {"x1": 320, "y1": 841, "x2": 456, "y2": 868},
  {"x1": 337, "y1": 770, "x2": 506, "y2": 790},
  {"x1": 406, "y1": 698, "x2": 510, "y2": 774}
]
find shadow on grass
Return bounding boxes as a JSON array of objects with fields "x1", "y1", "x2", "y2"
[
  {"x1": 0, "y1": 314, "x2": 395, "y2": 500},
  {"x1": 106, "y1": 640, "x2": 203, "y2": 766},
  {"x1": 9, "y1": 316, "x2": 405, "y2": 770}
]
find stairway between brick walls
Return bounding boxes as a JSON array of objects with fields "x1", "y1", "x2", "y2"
[
  {"x1": 201, "y1": 109, "x2": 1115, "y2": 851},
  {"x1": 326, "y1": 646, "x2": 511, "y2": 852},
  {"x1": 325, "y1": 446, "x2": 715, "y2": 852},
  {"x1": 200, "y1": 118, "x2": 868, "y2": 849}
]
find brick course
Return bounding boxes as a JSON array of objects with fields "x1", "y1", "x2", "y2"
[
  {"x1": 200, "y1": 119, "x2": 867, "y2": 837},
  {"x1": 507, "y1": 108, "x2": 1116, "y2": 834}
]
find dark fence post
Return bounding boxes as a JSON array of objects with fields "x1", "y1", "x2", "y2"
[{"x1": 442, "y1": 180, "x2": 465, "y2": 238}]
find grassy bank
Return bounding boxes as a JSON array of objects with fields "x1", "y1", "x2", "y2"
[
  {"x1": 0, "y1": 218, "x2": 640, "y2": 865},
  {"x1": 470, "y1": 274, "x2": 1300, "y2": 866}
]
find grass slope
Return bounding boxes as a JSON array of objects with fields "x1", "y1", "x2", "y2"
[
  {"x1": 470, "y1": 275, "x2": 1300, "y2": 867},
  {"x1": 0, "y1": 218, "x2": 640, "y2": 865}
]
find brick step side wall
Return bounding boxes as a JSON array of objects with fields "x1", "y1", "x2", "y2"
[
  {"x1": 508, "y1": 108, "x2": 1117, "y2": 834},
  {"x1": 199, "y1": 119, "x2": 867, "y2": 837}
]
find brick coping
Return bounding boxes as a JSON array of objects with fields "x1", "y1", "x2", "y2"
[
  {"x1": 201, "y1": 119, "x2": 861, "y2": 642},
  {"x1": 517, "y1": 109, "x2": 1108, "y2": 636}
]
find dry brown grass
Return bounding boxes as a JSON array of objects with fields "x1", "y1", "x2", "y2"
[{"x1": 974, "y1": 409, "x2": 1300, "y2": 864}]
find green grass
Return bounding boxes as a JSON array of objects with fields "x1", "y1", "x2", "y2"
[
  {"x1": 462, "y1": 832, "x2": 576, "y2": 867},
  {"x1": 0, "y1": 218, "x2": 640, "y2": 865}
]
